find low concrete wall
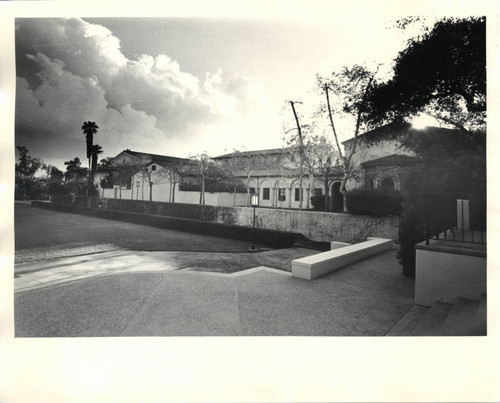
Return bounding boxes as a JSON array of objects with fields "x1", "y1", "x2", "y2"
[
  {"x1": 415, "y1": 240, "x2": 486, "y2": 306},
  {"x1": 226, "y1": 207, "x2": 399, "y2": 243},
  {"x1": 31, "y1": 201, "x2": 298, "y2": 248},
  {"x1": 292, "y1": 237, "x2": 393, "y2": 280},
  {"x1": 46, "y1": 196, "x2": 399, "y2": 243}
]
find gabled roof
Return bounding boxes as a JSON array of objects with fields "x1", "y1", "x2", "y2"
[
  {"x1": 342, "y1": 121, "x2": 460, "y2": 146},
  {"x1": 213, "y1": 147, "x2": 290, "y2": 159},
  {"x1": 361, "y1": 154, "x2": 421, "y2": 167},
  {"x1": 113, "y1": 149, "x2": 193, "y2": 166}
]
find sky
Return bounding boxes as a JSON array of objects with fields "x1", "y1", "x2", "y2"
[{"x1": 15, "y1": 15, "x2": 432, "y2": 170}]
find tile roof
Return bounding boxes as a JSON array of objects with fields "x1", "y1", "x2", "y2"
[
  {"x1": 361, "y1": 154, "x2": 421, "y2": 167},
  {"x1": 342, "y1": 121, "x2": 460, "y2": 145},
  {"x1": 120, "y1": 150, "x2": 194, "y2": 165},
  {"x1": 213, "y1": 147, "x2": 291, "y2": 159}
]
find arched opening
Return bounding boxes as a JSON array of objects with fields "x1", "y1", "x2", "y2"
[
  {"x1": 331, "y1": 182, "x2": 344, "y2": 211},
  {"x1": 380, "y1": 178, "x2": 395, "y2": 191}
]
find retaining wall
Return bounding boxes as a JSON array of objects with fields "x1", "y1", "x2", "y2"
[
  {"x1": 46, "y1": 196, "x2": 399, "y2": 242},
  {"x1": 32, "y1": 201, "x2": 298, "y2": 248}
]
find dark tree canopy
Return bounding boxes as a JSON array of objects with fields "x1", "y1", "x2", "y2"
[
  {"x1": 81, "y1": 121, "x2": 99, "y2": 159},
  {"x1": 367, "y1": 17, "x2": 486, "y2": 133},
  {"x1": 15, "y1": 146, "x2": 42, "y2": 180}
]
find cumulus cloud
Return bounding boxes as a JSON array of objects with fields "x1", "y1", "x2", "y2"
[{"x1": 15, "y1": 18, "x2": 269, "y2": 167}]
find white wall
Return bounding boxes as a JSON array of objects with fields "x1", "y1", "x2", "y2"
[{"x1": 245, "y1": 177, "x2": 323, "y2": 209}]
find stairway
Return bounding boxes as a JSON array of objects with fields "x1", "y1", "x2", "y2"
[{"x1": 386, "y1": 294, "x2": 487, "y2": 336}]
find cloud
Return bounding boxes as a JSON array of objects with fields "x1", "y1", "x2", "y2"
[{"x1": 15, "y1": 18, "x2": 269, "y2": 166}]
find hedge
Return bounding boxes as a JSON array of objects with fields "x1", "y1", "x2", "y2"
[
  {"x1": 346, "y1": 189, "x2": 402, "y2": 217},
  {"x1": 32, "y1": 200, "x2": 298, "y2": 248}
]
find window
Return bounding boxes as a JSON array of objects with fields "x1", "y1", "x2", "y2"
[
  {"x1": 249, "y1": 187, "x2": 256, "y2": 194},
  {"x1": 314, "y1": 188, "x2": 322, "y2": 196},
  {"x1": 294, "y1": 188, "x2": 303, "y2": 202},
  {"x1": 151, "y1": 164, "x2": 156, "y2": 171},
  {"x1": 263, "y1": 188, "x2": 270, "y2": 200},
  {"x1": 278, "y1": 188, "x2": 286, "y2": 201}
]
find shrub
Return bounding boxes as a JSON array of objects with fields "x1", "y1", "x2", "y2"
[
  {"x1": 346, "y1": 189, "x2": 402, "y2": 217},
  {"x1": 398, "y1": 208, "x2": 424, "y2": 278},
  {"x1": 310, "y1": 195, "x2": 325, "y2": 211}
]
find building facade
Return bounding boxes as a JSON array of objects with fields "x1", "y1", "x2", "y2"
[
  {"x1": 95, "y1": 122, "x2": 453, "y2": 209},
  {"x1": 212, "y1": 148, "x2": 343, "y2": 209}
]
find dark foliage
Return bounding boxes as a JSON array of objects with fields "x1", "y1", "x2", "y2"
[
  {"x1": 366, "y1": 17, "x2": 486, "y2": 131},
  {"x1": 310, "y1": 194, "x2": 325, "y2": 211},
  {"x1": 346, "y1": 189, "x2": 403, "y2": 217},
  {"x1": 15, "y1": 146, "x2": 42, "y2": 200},
  {"x1": 396, "y1": 130, "x2": 486, "y2": 275},
  {"x1": 41, "y1": 199, "x2": 298, "y2": 248}
]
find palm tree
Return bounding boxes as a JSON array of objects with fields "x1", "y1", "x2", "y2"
[
  {"x1": 90, "y1": 144, "x2": 103, "y2": 189},
  {"x1": 81, "y1": 121, "x2": 99, "y2": 195},
  {"x1": 81, "y1": 121, "x2": 99, "y2": 159}
]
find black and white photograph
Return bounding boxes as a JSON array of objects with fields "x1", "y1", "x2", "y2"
[{"x1": 1, "y1": 1, "x2": 498, "y2": 402}]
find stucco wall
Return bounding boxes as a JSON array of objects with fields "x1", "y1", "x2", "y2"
[
  {"x1": 344, "y1": 137, "x2": 416, "y2": 191},
  {"x1": 221, "y1": 207, "x2": 398, "y2": 243},
  {"x1": 101, "y1": 183, "x2": 247, "y2": 207},
  {"x1": 53, "y1": 195, "x2": 399, "y2": 243}
]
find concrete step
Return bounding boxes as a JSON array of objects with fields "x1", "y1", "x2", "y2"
[
  {"x1": 439, "y1": 297, "x2": 484, "y2": 336},
  {"x1": 385, "y1": 305, "x2": 430, "y2": 336},
  {"x1": 439, "y1": 296, "x2": 486, "y2": 336},
  {"x1": 411, "y1": 301, "x2": 454, "y2": 336}
]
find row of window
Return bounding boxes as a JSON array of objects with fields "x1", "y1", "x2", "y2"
[{"x1": 249, "y1": 187, "x2": 324, "y2": 202}]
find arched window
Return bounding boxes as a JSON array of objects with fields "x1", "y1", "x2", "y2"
[{"x1": 380, "y1": 178, "x2": 395, "y2": 191}]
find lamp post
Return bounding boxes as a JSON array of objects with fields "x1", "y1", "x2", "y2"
[{"x1": 250, "y1": 193, "x2": 259, "y2": 251}]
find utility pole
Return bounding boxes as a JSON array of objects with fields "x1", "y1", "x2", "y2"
[{"x1": 290, "y1": 100, "x2": 304, "y2": 210}]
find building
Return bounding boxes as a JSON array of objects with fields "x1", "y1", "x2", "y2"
[
  {"x1": 341, "y1": 121, "x2": 460, "y2": 192},
  {"x1": 96, "y1": 122, "x2": 457, "y2": 209},
  {"x1": 96, "y1": 149, "x2": 250, "y2": 206},
  {"x1": 212, "y1": 148, "x2": 345, "y2": 209}
]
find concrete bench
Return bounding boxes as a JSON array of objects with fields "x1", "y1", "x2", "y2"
[{"x1": 292, "y1": 237, "x2": 393, "y2": 280}]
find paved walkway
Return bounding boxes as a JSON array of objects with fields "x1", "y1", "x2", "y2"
[{"x1": 15, "y1": 248, "x2": 415, "y2": 337}]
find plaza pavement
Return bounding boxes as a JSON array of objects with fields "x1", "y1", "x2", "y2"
[{"x1": 14, "y1": 247, "x2": 415, "y2": 337}]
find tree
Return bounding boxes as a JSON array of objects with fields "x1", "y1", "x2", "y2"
[
  {"x1": 190, "y1": 153, "x2": 213, "y2": 205},
  {"x1": 89, "y1": 144, "x2": 103, "y2": 188},
  {"x1": 303, "y1": 135, "x2": 342, "y2": 211},
  {"x1": 64, "y1": 157, "x2": 86, "y2": 183},
  {"x1": 81, "y1": 121, "x2": 99, "y2": 195},
  {"x1": 217, "y1": 149, "x2": 274, "y2": 207},
  {"x1": 41, "y1": 164, "x2": 65, "y2": 197},
  {"x1": 363, "y1": 18, "x2": 486, "y2": 277},
  {"x1": 130, "y1": 156, "x2": 165, "y2": 202},
  {"x1": 367, "y1": 17, "x2": 485, "y2": 134},
  {"x1": 110, "y1": 162, "x2": 136, "y2": 199},
  {"x1": 81, "y1": 121, "x2": 99, "y2": 159},
  {"x1": 63, "y1": 157, "x2": 89, "y2": 195},
  {"x1": 283, "y1": 126, "x2": 341, "y2": 211},
  {"x1": 288, "y1": 101, "x2": 307, "y2": 210},
  {"x1": 156, "y1": 158, "x2": 189, "y2": 203},
  {"x1": 15, "y1": 146, "x2": 42, "y2": 199},
  {"x1": 317, "y1": 65, "x2": 378, "y2": 211}
]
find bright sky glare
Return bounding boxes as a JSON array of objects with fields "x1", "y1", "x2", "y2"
[{"x1": 15, "y1": 15, "x2": 433, "y2": 170}]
